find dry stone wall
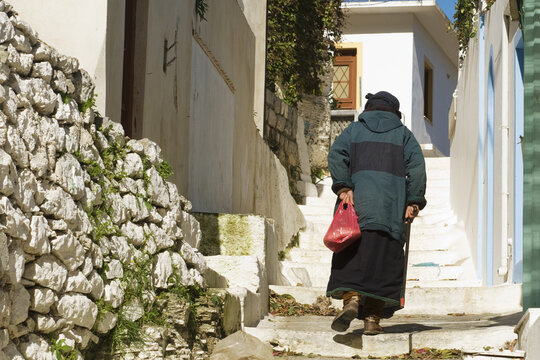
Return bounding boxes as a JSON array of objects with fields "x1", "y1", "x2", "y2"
[
  {"x1": 263, "y1": 90, "x2": 301, "y2": 200},
  {"x1": 0, "y1": 2, "x2": 213, "y2": 358}
]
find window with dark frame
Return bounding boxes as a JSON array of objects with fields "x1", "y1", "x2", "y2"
[
  {"x1": 424, "y1": 57, "x2": 433, "y2": 123},
  {"x1": 333, "y1": 49, "x2": 357, "y2": 110}
]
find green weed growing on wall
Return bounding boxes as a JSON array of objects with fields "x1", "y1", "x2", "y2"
[
  {"x1": 453, "y1": 0, "x2": 496, "y2": 62},
  {"x1": 266, "y1": 0, "x2": 344, "y2": 106}
]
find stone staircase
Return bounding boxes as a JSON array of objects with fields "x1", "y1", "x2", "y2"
[{"x1": 245, "y1": 157, "x2": 523, "y2": 358}]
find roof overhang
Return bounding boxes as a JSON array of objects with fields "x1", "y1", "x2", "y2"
[{"x1": 342, "y1": 1, "x2": 459, "y2": 67}]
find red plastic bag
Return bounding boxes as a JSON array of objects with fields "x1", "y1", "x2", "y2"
[{"x1": 323, "y1": 202, "x2": 362, "y2": 253}]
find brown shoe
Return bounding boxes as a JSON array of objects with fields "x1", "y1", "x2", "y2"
[
  {"x1": 331, "y1": 292, "x2": 360, "y2": 332},
  {"x1": 363, "y1": 315, "x2": 383, "y2": 335}
]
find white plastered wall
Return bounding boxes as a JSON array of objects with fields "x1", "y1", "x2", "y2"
[
  {"x1": 450, "y1": 0, "x2": 521, "y2": 285},
  {"x1": 411, "y1": 16, "x2": 458, "y2": 156},
  {"x1": 342, "y1": 13, "x2": 415, "y2": 129}
]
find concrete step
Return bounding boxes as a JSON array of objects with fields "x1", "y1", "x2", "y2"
[
  {"x1": 304, "y1": 196, "x2": 337, "y2": 207},
  {"x1": 269, "y1": 284, "x2": 522, "y2": 315},
  {"x1": 246, "y1": 312, "x2": 520, "y2": 358},
  {"x1": 406, "y1": 264, "x2": 473, "y2": 282},
  {"x1": 279, "y1": 262, "x2": 331, "y2": 288},
  {"x1": 287, "y1": 248, "x2": 333, "y2": 263},
  {"x1": 408, "y1": 249, "x2": 469, "y2": 267},
  {"x1": 297, "y1": 204, "x2": 335, "y2": 217}
]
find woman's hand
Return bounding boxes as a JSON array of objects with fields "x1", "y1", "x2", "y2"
[
  {"x1": 339, "y1": 189, "x2": 354, "y2": 205},
  {"x1": 405, "y1": 204, "x2": 420, "y2": 224}
]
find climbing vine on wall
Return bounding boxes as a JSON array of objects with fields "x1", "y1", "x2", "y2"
[
  {"x1": 453, "y1": 0, "x2": 496, "y2": 60},
  {"x1": 195, "y1": 0, "x2": 208, "y2": 21},
  {"x1": 266, "y1": 0, "x2": 344, "y2": 106}
]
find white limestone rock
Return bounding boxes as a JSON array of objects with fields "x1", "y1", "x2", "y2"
[
  {"x1": 90, "y1": 244, "x2": 103, "y2": 269},
  {"x1": 25, "y1": 215, "x2": 50, "y2": 255},
  {"x1": 0, "y1": 149, "x2": 16, "y2": 196},
  {"x1": 7, "y1": 240, "x2": 24, "y2": 284},
  {"x1": 121, "y1": 297, "x2": 144, "y2": 322},
  {"x1": 64, "y1": 124, "x2": 81, "y2": 154},
  {"x1": 0, "y1": 112, "x2": 7, "y2": 146},
  {"x1": 0, "y1": 328, "x2": 8, "y2": 349},
  {"x1": 30, "y1": 62, "x2": 52, "y2": 83},
  {"x1": 138, "y1": 138, "x2": 161, "y2": 165},
  {"x1": 189, "y1": 268, "x2": 205, "y2": 287},
  {"x1": 14, "y1": 76, "x2": 56, "y2": 115},
  {"x1": 101, "y1": 118, "x2": 125, "y2": 145},
  {"x1": 95, "y1": 311, "x2": 117, "y2": 334},
  {"x1": 11, "y1": 18, "x2": 38, "y2": 45},
  {"x1": 105, "y1": 192, "x2": 128, "y2": 224},
  {"x1": 31, "y1": 41, "x2": 54, "y2": 63},
  {"x1": 0, "y1": 85, "x2": 5, "y2": 105},
  {"x1": 29, "y1": 147, "x2": 49, "y2": 178},
  {"x1": 3, "y1": 343, "x2": 23, "y2": 360},
  {"x1": 146, "y1": 167, "x2": 170, "y2": 208},
  {"x1": 121, "y1": 221, "x2": 145, "y2": 247},
  {"x1": 0, "y1": 197, "x2": 30, "y2": 240},
  {"x1": 15, "y1": 107, "x2": 38, "y2": 151},
  {"x1": 0, "y1": 289, "x2": 9, "y2": 328},
  {"x1": 122, "y1": 193, "x2": 149, "y2": 222},
  {"x1": 29, "y1": 287, "x2": 55, "y2": 314},
  {"x1": 106, "y1": 237, "x2": 127, "y2": 264},
  {"x1": 6, "y1": 45, "x2": 32, "y2": 76},
  {"x1": 5, "y1": 125, "x2": 28, "y2": 168},
  {"x1": 24, "y1": 254, "x2": 68, "y2": 292},
  {"x1": 57, "y1": 294, "x2": 97, "y2": 329},
  {"x1": 40, "y1": 186, "x2": 78, "y2": 223},
  {"x1": 61, "y1": 327, "x2": 97, "y2": 350},
  {"x1": 123, "y1": 153, "x2": 143, "y2": 178},
  {"x1": 105, "y1": 259, "x2": 123, "y2": 280},
  {"x1": 151, "y1": 223, "x2": 175, "y2": 251},
  {"x1": 0, "y1": 13, "x2": 14, "y2": 43},
  {"x1": 55, "y1": 97, "x2": 82, "y2": 124},
  {"x1": 9, "y1": 284, "x2": 29, "y2": 326},
  {"x1": 87, "y1": 270, "x2": 104, "y2": 300},
  {"x1": 13, "y1": 169, "x2": 38, "y2": 212},
  {"x1": 72, "y1": 69, "x2": 94, "y2": 105},
  {"x1": 64, "y1": 271, "x2": 92, "y2": 294},
  {"x1": 153, "y1": 251, "x2": 173, "y2": 289},
  {"x1": 54, "y1": 153, "x2": 85, "y2": 200},
  {"x1": 180, "y1": 211, "x2": 202, "y2": 249},
  {"x1": 81, "y1": 257, "x2": 93, "y2": 277},
  {"x1": 34, "y1": 314, "x2": 59, "y2": 334},
  {"x1": 103, "y1": 279, "x2": 124, "y2": 309},
  {"x1": 51, "y1": 69, "x2": 74, "y2": 95},
  {"x1": 18, "y1": 334, "x2": 56, "y2": 360},
  {"x1": 0, "y1": 64, "x2": 9, "y2": 84},
  {"x1": 50, "y1": 232, "x2": 85, "y2": 271},
  {"x1": 0, "y1": 233, "x2": 8, "y2": 275},
  {"x1": 180, "y1": 241, "x2": 207, "y2": 274},
  {"x1": 171, "y1": 252, "x2": 193, "y2": 286},
  {"x1": 9, "y1": 29, "x2": 30, "y2": 53},
  {"x1": 2, "y1": 87, "x2": 17, "y2": 123},
  {"x1": 55, "y1": 54, "x2": 79, "y2": 74}
]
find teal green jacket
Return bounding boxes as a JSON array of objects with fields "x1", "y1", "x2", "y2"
[{"x1": 328, "y1": 110, "x2": 427, "y2": 243}]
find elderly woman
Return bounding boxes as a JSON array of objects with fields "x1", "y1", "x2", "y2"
[{"x1": 327, "y1": 91, "x2": 426, "y2": 335}]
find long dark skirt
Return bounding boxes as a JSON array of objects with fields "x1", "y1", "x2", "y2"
[{"x1": 326, "y1": 230, "x2": 405, "y2": 319}]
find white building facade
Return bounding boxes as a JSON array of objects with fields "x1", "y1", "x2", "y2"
[
  {"x1": 449, "y1": 0, "x2": 523, "y2": 286},
  {"x1": 333, "y1": 0, "x2": 458, "y2": 156}
]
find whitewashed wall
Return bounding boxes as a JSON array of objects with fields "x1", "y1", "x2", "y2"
[
  {"x1": 342, "y1": 13, "x2": 415, "y2": 129},
  {"x1": 411, "y1": 17, "x2": 458, "y2": 156},
  {"x1": 450, "y1": 0, "x2": 522, "y2": 285}
]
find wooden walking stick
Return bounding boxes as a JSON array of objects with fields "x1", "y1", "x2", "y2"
[{"x1": 400, "y1": 222, "x2": 411, "y2": 308}]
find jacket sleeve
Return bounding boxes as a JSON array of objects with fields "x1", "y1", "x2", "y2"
[
  {"x1": 403, "y1": 129, "x2": 427, "y2": 210},
  {"x1": 328, "y1": 124, "x2": 354, "y2": 194}
]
